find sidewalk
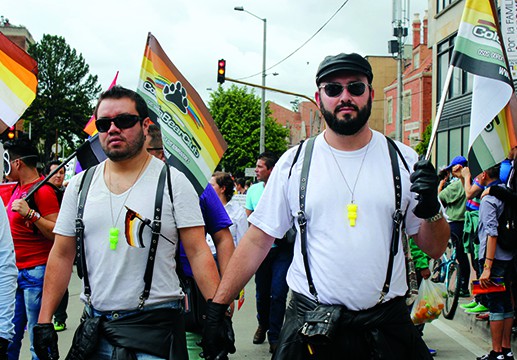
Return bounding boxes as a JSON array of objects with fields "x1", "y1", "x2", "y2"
[{"x1": 449, "y1": 295, "x2": 517, "y2": 349}]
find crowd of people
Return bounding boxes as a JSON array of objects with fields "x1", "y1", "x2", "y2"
[
  {"x1": 435, "y1": 148, "x2": 517, "y2": 360},
  {"x1": 0, "y1": 51, "x2": 514, "y2": 360}
]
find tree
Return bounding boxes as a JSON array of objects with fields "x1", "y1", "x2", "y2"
[
  {"x1": 24, "y1": 34, "x2": 101, "y2": 162},
  {"x1": 415, "y1": 123, "x2": 432, "y2": 157},
  {"x1": 209, "y1": 85, "x2": 289, "y2": 176}
]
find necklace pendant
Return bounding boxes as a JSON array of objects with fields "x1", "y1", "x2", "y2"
[
  {"x1": 347, "y1": 203, "x2": 358, "y2": 227},
  {"x1": 109, "y1": 227, "x2": 119, "y2": 250}
]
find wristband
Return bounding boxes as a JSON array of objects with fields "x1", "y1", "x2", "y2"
[
  {"x1": 484, "y1": 263, "x2": 491, "y2": 269},
  {"x1": 30, "y1": 211, "x2": 41, "y2": 223},
  {"x1": 424, "y1": 211, "x2": 443, "y2": 223},
  {"x1": 24, "y1": 209, "x2": 35, "y2": 219}
]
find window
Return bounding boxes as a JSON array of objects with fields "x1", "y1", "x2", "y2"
[
  {"x1": 386, "y1": 98, "x2": 393, "y2": 125},
  {"x1": 437, "y1": 34, "x2": 473, "y2": 100},
  {"x1": 414, "y1": 52, "x2": 420, "y2": 70},
  {"x1": 437, "y1": 0, "x2": 458, "y2": 14},
  {"x1": 403, "y1": 90, "x2": 411, "y2": 120}
]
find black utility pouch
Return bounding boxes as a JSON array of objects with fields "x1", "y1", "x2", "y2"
[{"x1": 298, "y1": 304, "x2": 343, "y2": 345}]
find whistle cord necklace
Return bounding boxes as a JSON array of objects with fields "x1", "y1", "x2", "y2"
[
  {"x1": 107, "y1": 155, "x2": 149, "y2": 250},
  {"x1": 327, "y1": 136, "x2": 371, "y2": 227}
]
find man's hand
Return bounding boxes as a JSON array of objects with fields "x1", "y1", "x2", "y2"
[
  {"x1": 410, "y1": 160, "x2": 440, "y2": 219},
  {"x1": 420, "y1": 268, "x2": 431, "y2": 280},
  {"x1": 0, "y1": 337, "x2": 8, "y2": 360},
  {"x1": 33, "y1": 323, "x2": 59, "y2": 360},
  {"x1": 201, "y1": 300, "x2": 236, "y2": 360}
]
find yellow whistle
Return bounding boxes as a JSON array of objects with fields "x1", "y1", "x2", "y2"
[{"x1": 347, "y1": 203, "x2": 358, "y2": 227}]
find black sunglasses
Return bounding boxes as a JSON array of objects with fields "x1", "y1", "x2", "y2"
[
  {"x1": 95, "y1": 114, "x2": 141, "y2": 133},
  {"x1": 319, "y1": 81, "x2": 371, "y2": 98}
]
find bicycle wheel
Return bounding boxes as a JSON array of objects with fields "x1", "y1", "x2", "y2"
[{"x1": 442, "y1": 258, "x2": 461, "y2": 320}]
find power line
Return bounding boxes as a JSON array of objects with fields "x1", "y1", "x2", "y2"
[{"x1": 237, "y1": 0, "x2": 350, "y2": 81}]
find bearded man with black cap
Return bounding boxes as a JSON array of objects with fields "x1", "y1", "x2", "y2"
[{"x1": 201, "y1": 53, "x2": 450, "y2": 359}]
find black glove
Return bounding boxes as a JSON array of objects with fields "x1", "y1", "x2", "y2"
[
  {"x1": 33, "y1": 323, "x2": 59, "y2": 360},
  {"x1": 410, "y1": 160, "x2": 440, "y2": 219},
  {"x1": 201, "y1": 300, "x2": 236, "y2": 360},
  {"x1": 0, "y1": 337, "x2": 8, "y2": 360}
]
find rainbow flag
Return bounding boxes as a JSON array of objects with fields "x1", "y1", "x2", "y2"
[
  {"x1": 83, "y1": 71, "x2": 119, "y2": 137},
  {"x1": 137, "y1": 33, "x2": 227, "y2": 195},
  {"x1": 451, "y1": 0, "x2": 516, "y2": 176},
  {"x1": 0, "y1": 32, "x2": 38, "y2": 127}
]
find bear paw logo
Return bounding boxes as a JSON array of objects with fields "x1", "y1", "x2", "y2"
[{"x1": 164, "y1": 81, "x2": 188, "y2": 114}]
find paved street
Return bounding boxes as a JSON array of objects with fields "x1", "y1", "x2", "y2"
[{"x1": 20, "y1": 268, "x2": 497, "y2": 359}]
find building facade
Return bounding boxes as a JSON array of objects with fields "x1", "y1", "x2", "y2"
[
  {"x1": 428, "y1": 0, "x2": 473, "y2": 170},
  {"x1": 385, "y1": 12, "x2": 433, "y2": 148}
]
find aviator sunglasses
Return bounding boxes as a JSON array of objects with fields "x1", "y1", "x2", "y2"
[
  {"x1": 95, "y1": 114, "x2": 141, "y2": 133},
  {"x1": 319, "y1": 81, "x2": 371, "y2": 98}
]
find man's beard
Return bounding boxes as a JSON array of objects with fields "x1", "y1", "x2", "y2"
[
  {"x1": 102, "y1": 131, "x2": 146, "y2": 161},
  {"x1": 321, "y1": 96, "x2": 372, "y2": 136}
]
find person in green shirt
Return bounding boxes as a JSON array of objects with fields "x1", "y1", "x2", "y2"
[{"x1": 438, "y1": 156, "x2": 471, "y2": 297}]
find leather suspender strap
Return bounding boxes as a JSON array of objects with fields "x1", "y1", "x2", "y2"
[
  {"x1": 378, "y1": 137, "x2": 404, "y2": 303},
  {"x1": 75, "y1": 163, "x2": 169, "y2": 308},
  {"x1": 139, "y1": 163, "x2": 167, "y2": 308},
  {"x1": 297, "y1": 136, "x2": 407, "y2": 305},
  {"x1": 75, "y1": 165, "x2": 97, "y2": 302},
  {"x1": 296, "y1": 137, "x2": 317, "y2": 302}
]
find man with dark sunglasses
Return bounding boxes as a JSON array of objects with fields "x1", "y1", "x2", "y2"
[
  {"x1": 33, "y1": 86, "x2": 223, "y2": 360},
  {"x1": 3, "y1": 138, "x2": 60, "y2": 360},
  {"x1": 202, "y1": 53, "x2": 450, "y2": 359}
]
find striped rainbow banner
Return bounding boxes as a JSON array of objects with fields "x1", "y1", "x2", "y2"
[
  {"x1": 0, "y1": 32, "x2": 38, "y2": 127},
  {"x1": 451, "y1": 0, "x2": 516, "y2": 176},
  {"x1": 137, "y1": 33, "x2": 227, "y2": 195}
]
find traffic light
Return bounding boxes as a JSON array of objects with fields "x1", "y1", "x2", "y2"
[
  {"x1": 217, "y1": 59, "x2": 226, "y2": 84},
  {"x1": 6, "y1": 126, "x2": 14, "y2": 140}
]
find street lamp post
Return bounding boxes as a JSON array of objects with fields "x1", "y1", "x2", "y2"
[{"x1": 234, "y1": 6, "x2": 267, "y2": 154}]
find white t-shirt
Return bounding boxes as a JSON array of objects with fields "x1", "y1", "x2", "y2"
[
  {"x1": 54, "y1": 157, "x2": 204, "y2": 311},
  {"x1": 225, "y1": 199, "x2": 248, "y2": 247},
  {"x1": 249, "y1": 130, "x2": 420, "y2": 310},
  {"x1": 206, "y1": 199, "x2": 248, "y2": 254}
]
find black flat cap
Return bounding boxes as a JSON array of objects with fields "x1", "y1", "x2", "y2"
[{"x1": 316, "y1": 53, "x2": 373, "y2": 85}]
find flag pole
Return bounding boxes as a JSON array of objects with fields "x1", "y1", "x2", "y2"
[
  {"x1": 23, "y1": 139, "x2": 91, "y2": 201},
  {"x1": 426, "y1": 65, "x2": 454, "y2": 160}
]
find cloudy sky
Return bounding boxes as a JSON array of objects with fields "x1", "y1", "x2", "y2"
[{"x1": 4, "y1": 0, "x2": 428, "y2": 109}]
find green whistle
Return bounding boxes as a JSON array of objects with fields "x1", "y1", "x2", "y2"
[{"x1": 109, "y1": 227, "x2": 119, "y2": 250}]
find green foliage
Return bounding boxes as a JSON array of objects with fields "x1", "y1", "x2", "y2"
[
  {"x1": 208, "y1": 85, "x2": 289, "y2": 176},
  {"x1": 24, "y1": 34, "x2": 101, "y2": 162},
  {"x1": 415, "y1": 123, "x2": 432, "y2": 156}
]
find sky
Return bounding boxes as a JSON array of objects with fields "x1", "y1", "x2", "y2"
[{"x1": 3, "y1": 0, "x2": 429, "y2": 110}]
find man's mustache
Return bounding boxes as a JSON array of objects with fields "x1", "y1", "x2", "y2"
[{"x1": 335, "y1": 102, "x2": 359, "y2": 113}]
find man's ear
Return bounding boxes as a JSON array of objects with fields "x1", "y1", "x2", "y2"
[{"x1": 142, "y1": 118, "x2": 151, "y2": 136}]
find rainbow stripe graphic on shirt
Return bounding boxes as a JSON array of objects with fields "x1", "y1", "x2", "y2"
[{"x1": 124, "y1": 207, "x2": 146, "y2": 248}]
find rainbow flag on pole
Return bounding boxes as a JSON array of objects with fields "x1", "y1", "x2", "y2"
[
  {"x1": 83, "y1": 71, "x2": 119, "y2": 137},
  {"x1": 451, "y1": 0, "x2": 516, "y2": 176},
  {"x1": 137, "y1": 33, "x2": 227, "y2": 195},
  {"x1": 0, "y1": 32, "x2": 38, "y2": 127}
]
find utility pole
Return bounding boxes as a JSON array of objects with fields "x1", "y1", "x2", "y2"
[{"x1": 388, "y1": 0, "x2": 409, "y2": 142}]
